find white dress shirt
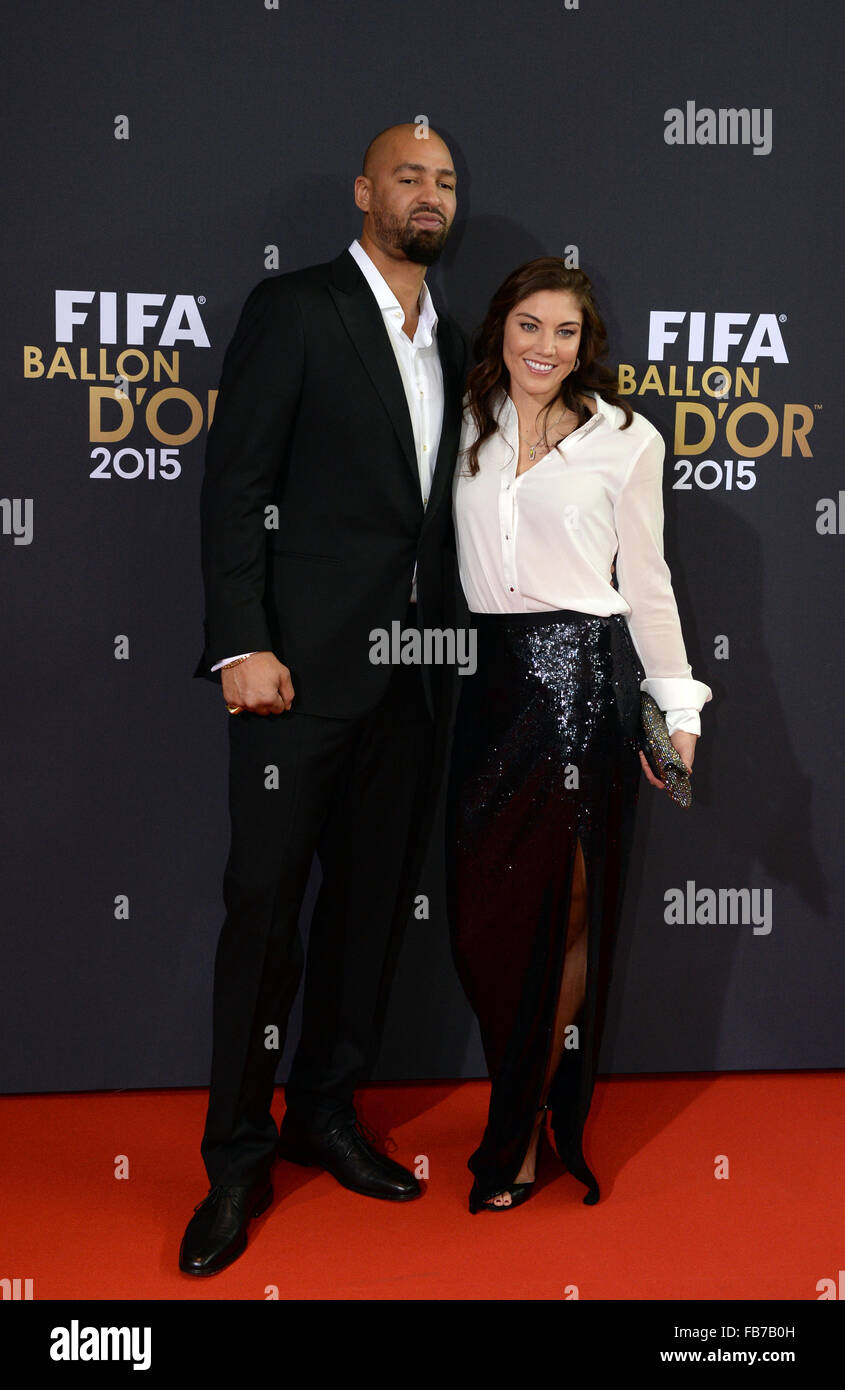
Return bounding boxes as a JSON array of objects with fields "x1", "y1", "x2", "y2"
[
  {"x1": 212, "y1": 239, "x2": 445, "y2": 671},
  {"x1": 453, "y1": 390, "x2": 712, "y2": 737}
]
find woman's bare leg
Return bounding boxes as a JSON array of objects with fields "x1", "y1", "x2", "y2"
[{"x1": 487, "y1": 839, "x2": 589, "y2": 1207}]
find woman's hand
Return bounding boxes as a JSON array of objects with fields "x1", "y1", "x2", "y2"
[{"x1": 638, "y1": 730, "x2": 697, "y2": 791}]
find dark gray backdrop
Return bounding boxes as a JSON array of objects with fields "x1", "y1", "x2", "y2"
[{"x1": 2, "y1": 0, "x2": 842, "y2": 1093}]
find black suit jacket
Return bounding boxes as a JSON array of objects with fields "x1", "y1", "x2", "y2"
[{"x1": 194, "y1": 249, "x2": 467, "y2": 719}]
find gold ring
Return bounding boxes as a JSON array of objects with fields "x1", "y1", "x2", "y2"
[{"x1": 226, "y1": 704, "x2": 243, "y2": 715}]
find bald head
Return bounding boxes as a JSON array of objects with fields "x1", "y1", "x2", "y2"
[
  {"x1": 362, "y1": 122, "x2": 453, "y2": 179},
  {"x1": 354, "y1": 122, "x2": 457, "y2": 267}
]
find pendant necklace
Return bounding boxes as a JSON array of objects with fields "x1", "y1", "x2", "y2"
[{"x1": 522, "y1": 409, "x2": 568, "y2": 461}]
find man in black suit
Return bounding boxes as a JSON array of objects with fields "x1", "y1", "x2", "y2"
[{"x1": 180, "y1": 123, "x2": 466, "y2": 1276}]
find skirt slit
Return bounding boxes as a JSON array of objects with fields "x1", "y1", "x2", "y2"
[{"x1": 500, "y1": 830, "x2": 588, "y2": 1197}]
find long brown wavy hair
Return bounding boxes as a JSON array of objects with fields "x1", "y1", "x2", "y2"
[{"x1": 464, "y1": 258, "x2": 633, "y2": 475}]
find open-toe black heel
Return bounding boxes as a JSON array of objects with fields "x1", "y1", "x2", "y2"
[
  {"x1": 467, "y1": 1105, "x2": 549, "y2": 1213},
  {"x1": 469, "y1": 1180, "x2": 534, "y2": 1213}
]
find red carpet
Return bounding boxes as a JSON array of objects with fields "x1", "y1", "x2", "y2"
[{"x1": 1, "y1": 1074, "x2": 841, "y2": 1300}]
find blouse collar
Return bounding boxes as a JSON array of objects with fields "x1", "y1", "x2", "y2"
[{"x1": 495, "y1": 387, "x2": 619, "y2": 434}]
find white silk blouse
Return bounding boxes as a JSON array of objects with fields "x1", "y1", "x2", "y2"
[{"x1": 452, "y1": 390, "x2": 712, "y2": 737}]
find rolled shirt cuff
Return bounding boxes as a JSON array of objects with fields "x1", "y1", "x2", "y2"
[
  {"x1": 640, "y1": 676, "x2": 713, "y2": 740},
  {"x1": 640, "y1": 675, "x2": 712, "y2": 710}
]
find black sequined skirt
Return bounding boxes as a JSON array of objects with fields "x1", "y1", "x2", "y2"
[{"x1": 445, "y1": 608, "x2": 645, "y2": 1204}]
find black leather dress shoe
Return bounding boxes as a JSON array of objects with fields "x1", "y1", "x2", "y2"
[
  {"x1": 277, "y1": 1111, "x2": 421, "y2": 1201},
  {"x1": 179, "y1": 1174, "x2": 273, "y2": 1277}
]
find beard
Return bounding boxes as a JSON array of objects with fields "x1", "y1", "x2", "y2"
[{"x1": 370, "y1": 203, "x2": 450, "y2": 265}]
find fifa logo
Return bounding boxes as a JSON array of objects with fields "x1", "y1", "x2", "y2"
[
  {"x1": 647, "y1": 312, "x2": 787, "y2": 364},
  {"x1": 54, "y1": 291, "x2": 210, "y2": 347}
]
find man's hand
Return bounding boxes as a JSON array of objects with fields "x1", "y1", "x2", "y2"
[
  {"x1": 638, "y1": 730, "x2": 697, "y2": 791},
  {"x1": 221, "y1": 652, "x2": 294, "y2": 715}
]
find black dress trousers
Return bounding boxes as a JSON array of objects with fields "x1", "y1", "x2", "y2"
[{"x1": 200, "y1": 613, "x2": 434, "y2": 1187}]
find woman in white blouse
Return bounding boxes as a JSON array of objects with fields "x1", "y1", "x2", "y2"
[{"x1": 446, "y1": 257, "x2": 712, "y2": 1213}]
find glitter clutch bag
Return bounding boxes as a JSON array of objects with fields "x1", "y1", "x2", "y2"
[{"x1": 640, "y1": 692, "x2": 692, "y2": 809}]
